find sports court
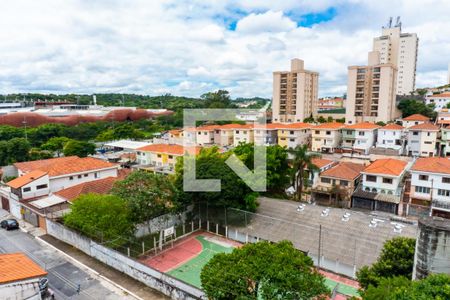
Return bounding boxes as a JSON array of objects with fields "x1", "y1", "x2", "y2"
[{"x1": 141, "y1": 231, "x2": 240, "y2": 288}]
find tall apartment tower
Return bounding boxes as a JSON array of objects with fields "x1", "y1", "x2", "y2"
[
  {"x1": 272, "y1": 58, "x2": 319, "y2": 123},
  {"x1": 372, "y1": 17, "x2": 419, "y2": 95},
  {"x1": 345, "y1": 51, "x2": 401, "y2": 124}
]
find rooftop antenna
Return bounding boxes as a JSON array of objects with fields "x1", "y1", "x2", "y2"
[
  {"x1": 388, "y1": 16, "x2": 393, "y2": 28},
  {"x1": 395, "y1": 16, "x2": 402, "y2": 30}
]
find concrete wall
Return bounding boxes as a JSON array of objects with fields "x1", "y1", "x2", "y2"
[
  {"x1": 413, "y1": 217, "x2": 450, "y2": 279},
  {"x1": 46, "y1": 220, "x2": 204, "y2": 299},
  {"x1": 0, "y1": 278, "x2": 42, "y2": 300},
  {"x1": 135, "y1": 208, "x2": 192, "y2": 238}
]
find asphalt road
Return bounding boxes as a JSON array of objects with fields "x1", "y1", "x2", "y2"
[{"x1": 0, "y1": 210, "x2": 136, "y2": 300}]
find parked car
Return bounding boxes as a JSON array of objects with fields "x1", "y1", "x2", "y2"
[{"x1": 0, "y1": 219, "x2": 19, "y2": 230}]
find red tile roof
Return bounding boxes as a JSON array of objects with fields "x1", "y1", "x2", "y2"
[
  {"x1": 321, "y1": 162, "x2": 366, "y2": 181},
  {"x1": 137, "y1": 144, "x2": 201, "y2": 155},
  {"x1": 7, "y1": 170, "x2": 47, "y2": 189},
  {"x1": 409, "y1": 123, "x2": 439, "y2": 131},
  {"x1": 403, "y1": 114, "x2": 430, "y2": 121},
  {"x1": 363, "y1": 159, "x2": 408, "y2": 176},
  {"x1": 411, "y1": 157, "x2": 450, "y2": 174},
  {"x1": 428, "y1": 92, "x2": 450, "y2": 98},
  {"x1": 311, "y1": 158, "x2": 335, "y2": 169},
  {"x1": 314, "y1": 122, "x2": 346, "y2": 130},
  {"x1": 344, "y1": 122, "x2": 381, "y2": 130},
  {"x1": 382, "y1": 123, "x2": 404, "y2": 130},
  {"x1": 275, "y1": 122, "x2": 312, "y2": 130},
  {"x1": 55, "y1": 177, "x2": 116, "y2": 201},
  {"x1": 0, "y1": 253, "x2": 47, "y2": 284},
  {"x1": 14, "y1": 157, "x2": 117, "y2": 177}
]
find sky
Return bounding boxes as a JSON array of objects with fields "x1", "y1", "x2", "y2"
[{"x1": 0, "y1": 0, "x2": 449, "y2": 98}]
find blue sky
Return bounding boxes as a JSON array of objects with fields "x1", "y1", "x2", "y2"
[{"x1": 0, "y1": 0, "x2": 449, "y2": 98}]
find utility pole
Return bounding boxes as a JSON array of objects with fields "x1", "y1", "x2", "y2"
[
  {"x1": 23, "y1": 116, "x2": 28, "y2": 141},
  {"x1": 318, "y1": 224, "x2": 322, "y2": 270}
]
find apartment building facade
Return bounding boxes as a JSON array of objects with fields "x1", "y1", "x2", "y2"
[
  {"x1": 345, "y1": 51, "x2": 400, "y2": 124},
  {"x1": 272, "y1": 58, "x2": 319, "y2": 123},
  {"x1": 408, "y1": 157, "x2": 450, "y2": 218},
  {"x1": 372, "y1": 19, "x2": 418, "y2": 95},
  {"x1": 311, "y1": 122, "x2": 345, "y2": 153},
  {"x1": 406, "y1": 123, "x2": 439, "y2": 157}
]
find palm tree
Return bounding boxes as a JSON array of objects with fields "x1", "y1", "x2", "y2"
[{"x1": 288, "y1": 145, "x2": 321, "y2": 201}]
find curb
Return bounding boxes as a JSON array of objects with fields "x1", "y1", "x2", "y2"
[{"x1": 36, "y1": 236, "x2": 144, "y2": 300}]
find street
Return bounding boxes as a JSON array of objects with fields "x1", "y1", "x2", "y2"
[{"x1": 0, "y1": 210, "x2": 137, "y2": 300}]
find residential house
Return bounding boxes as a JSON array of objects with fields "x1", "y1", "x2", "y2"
[
  {"x1": 375, "y1": 123, "x2": 406, "y2": 154},
  {"x1": 216, "y1": 124, "x2": 237, "y2": 147},
  {"x1": 136, "y1": 144, "x2": 201, "y2": 174},
  {"x1": 436, "y1": 110, "x2": 450, "y2": 156},
  {"x1": 307, "y1": 158, "x2": 336, "y2": 188},
  {"x1": 0, "y1": 253, "x2": 48, "y2": 300},
  {"x1": 406, "y1": 123, "x2": 439, "y2": 157},
  {"x1": 0, "y1": 156, "x2": 119, "y2": 228},
  {"x1": 341, "y1": 122, "x2": 380, "y2": 154},
  {"x1": 168, "y1": 129, "x2": 184, "y2": 145},
  {"x1": 311, "y1": 122, "x2": 345, "y2": 153},
  {"x1": 401, "y1": 114, "x2": 430, "y2": 129},
  {"x1": 408, "y1": 157, "x2": 450, "y2": 218},
  {"x1": 425, "y1": 92, "x2": 450, "y2": 111},
  {"x1": 193, "y1": 125, "x2": 220, "y2": 146},
  {"x1": 312, "y1": 162, "x2": 366, "y2": 207},
  {"x1": 352, "y1": 158, "x2": 409, "y2": 214},
  {"x1": 233, "y1": 124, "x2": 255, "y2": 146},
  {"x1": 277, "y1": 123, "x2": 311, "y2": 149},
  {"x1": 253, "y1": 123, "x2": 279, "y2": 146}
]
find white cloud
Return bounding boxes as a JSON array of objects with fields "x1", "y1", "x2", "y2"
[{"x1": 0, "y1": 0, "x2": 449, "y2": 98}]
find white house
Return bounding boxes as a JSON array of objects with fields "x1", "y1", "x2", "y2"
[
  {"x1": 1, "y1": 156, "x2": 118, "y2": 220},
  {"x1": 233, "y1": 124, "x2": 255, "y2": 146},
  {"x1": 342, "y1": 122, "x2": 380, "y2": 154},
  {"x1": 425, "y1": 92, "x2": 450, "y2": 111},
  {"x1": 376, "y1": 123, "x2": 406, "y2": 154},
  {"x1": 352, "y1": 158, "x2": 409, "y2": 215},
  {"x1": 253, "y1": 123, "x2": 279, "y2": 146},
  {"x1": 401, "y1": 114, "x2": 430, "y2": 128},
  {"x1": 311, "y1": 122, "x2": 345, "y2": 153},
  {"x1": 277, "y1": 123, "x2": 312, "y2": 149},
  {"x1": 406, "y1": 123, "x2": 439, "y2": 157},
  {"x1": 409, "y1": 157, "x2": 450, "y2": 218}
]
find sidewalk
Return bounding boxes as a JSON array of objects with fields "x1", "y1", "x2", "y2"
[{"x1": 39, "y1": 234, "x2": 168, "y2": 300}]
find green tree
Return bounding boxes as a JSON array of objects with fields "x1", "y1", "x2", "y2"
[
  {"x1": 112, "y1": 171, "x2": 179, "y2": 223},
  {"x1": 376, "y1": 121, "x2": 386, "y2": 126},
  {"x1": 201, "y1": 240, "x2": 329, "y2": 299},
  {"x1": 357, "y1": 237, "x2": 416, "y2": 290},
  {"x1": 288, "y1": 145, "x2": 321, "y2": 201},
  {"x1": 41, "y1": 137, "x2": 71, "y2": 156},
  {"x1": 27, "y1": 123, "x2": 67, "y2": 146},
  {"x1": 0, "y1": 125, "x2": 24, "y2": 141},
  {"x1": 398, "y1": 99, "x2": 436, "y2": 119},
  {"x1": 29, "y1": 148, "x2": 53, "y2": 161},
  {"x1": 7, "y1": 138, "x2": 31, "y2": 163},
  {"x1": 363, "y1": 274, "x2": 450, "y2": 300},
  {"x1": 0, "y1": 141, "x2": 9, "y2": 166},
  {"x1": 64, "y1": 194, "x2": 134, "y2": 244},
  {"x1": 63, "y1": 140, "x2": 96, "y2": 157},
  {"x1": 446, "y1": 102, "x2": 450, "y2": 109},
  {"x1": 200, "y1": 90, "x2": 234, "y2": 108},
  {"x1": 317, "y1": 116, "x2": 327, "y2": 123}
]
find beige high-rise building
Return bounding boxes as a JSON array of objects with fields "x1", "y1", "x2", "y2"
[
  {"x1": 345, "y1": 51, "x2": 401, "y2": 124},
  {"x1": 372, "y1": 17, "x2": 418, "y2": 95},
  {"x1": 272, "y1": 58, "x2": 319, "y2": 123}
]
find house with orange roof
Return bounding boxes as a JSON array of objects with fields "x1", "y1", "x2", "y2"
[
  {"x1": 1, "y1": 156, "x2": 119, "y2": 221},
  {"x1": 232, "y1": 124, "x2": 255, "y2": 146},
  {"x1": 312, "y1": 162, "x2": 366, "y2": 208},
  {"x1": 253, "y1": 123, "x2": 280, "y2": 146},
  {"x1": 436, "y1": 110, "x2": 450, "y2": 156},
  {"x1": 425, "y1": 92, "x2": 450, "y2": 111},
  {"x1": 341, "y1": 122, "x2": 380, "y2": 154},
  {"x1": 136, "y1": 144, "x2": 201, "y2": 174},
  {"x1": 406, "y1": 123, "x2": 439, "y2": 157},
  {"x1": 311, "y1": 122, "x2": 345, "y2": 153},
  {"x1": 0, "y1": 253, "x2": 48, "y2": 299},
  {"x1": 375, "y1": 123, "x2": 406, "y2": 154},
  {"x1": 408, "y1": 157, "x2": 450, "y2": 218},
  {"x1": 401, "y1": 114, "x2": 430, "y2": 128},
  {"x1": 307, "y1": 158, "x2": 336, "y2": 189},
  {"x1": 352, "y1": 158, "x2": 410, "y2": 215},
  {"x1": 168, "y1": 129, "x2": 184, "y2": 145},
  {"x1": 276, "y1": 122, "x2": 311, "y2": 149}
]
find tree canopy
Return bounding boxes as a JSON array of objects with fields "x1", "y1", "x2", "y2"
[
  {"x1": 63, "y1": 140, "x2": 96, "y2": 157},
  {"x1": 357, "y1": 237, "x2": 416, "y2": 290},
  {"x1": 200, "y1": 240, "x2": 329, "y2": 299},
  {"x1": 112, "y1": 170, "x2": 180, "y2": 223},
  {"x1": 64, "y1": 194, "x2": 134, "y2": 244},
  {"x1": 397, "y1": 99, "x2": 436, "y2": 119}
]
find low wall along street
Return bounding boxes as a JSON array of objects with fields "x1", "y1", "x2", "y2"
[{"x1": 45, "y1": 220, "x2": 205, "y2": 300}]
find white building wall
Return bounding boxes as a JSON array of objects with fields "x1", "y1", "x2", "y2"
[
  {"x1": 49, "y1": 168, "x2": 118, "y2": 192},
  {"x1": 0, "y1": 278, "x2": 42, "y2": 300},
  {"x1": 377, "y1": 129, "x2": 403, "y2": 148},
  {"x1": 425, "y1": 95, "x2": 450, "y2": 111},
  {"x1": 354, "y1": 130, "x2": 376, "y2": 154},
  {"x1": 362, "y1": 174, "x2": 401, "y2": 193},
  {"x1": 410, "y1": 172, "x2": 450, "y2": 202}
]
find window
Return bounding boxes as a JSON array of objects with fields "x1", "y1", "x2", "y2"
[
  {"x1": 321, "y1": 178, "x2": 331, "y2": 183},
  {"x1": 36, "y1": 184, "x2": 48, "y2": 190},
  {"x1": 290, "y1": 138, "x2": 295, "y2": 142},
  {"x1": 315, "y1": 130, "x2": 320, "y2": 134},
  {"x1": 204, "y1": 132, "x2": 207, "y2": 135},
  {"x1": 169, "y1": 155, "x2": 173, "y2": 159},
  {"x1": 442, "y1": 177, "x2": 450, "y2": 184},
  {"x1": 290, "y1": 131, "x2": 294, "y2": 135},
  {"x1": 157, "y1": 154, "x2": 162, "y2": 158},
  {"x1": 84, "y1": 174, "x2": 88, "y2": 177},
  {"x1": 366, "y1": 175, "x2": 377, "y2": 182},
  {"x1": 326, "y1": 131, "x2": 331, "y2": 135},
  {"x1": 424, "y1": 141, "x2": 432, "y2": 144},
  {"x1": 438, "y1": 189, "x2": 450, "y2": 197},
  {"x1": 236, "y1": 130, "x2": 240, "y2": 134},
  {"x1": 78, "y1": 175, "x2": 82, "y2": 179},
  {"x1": 346, "y1": 130, "x2": 352, "y2": 135},
  {"x1": 412, "y1": 131, "x2": 419, "y2": 136},
  {"x1": 415, "y1": 186, "x2": 430, "y2": 194},
  {"x1": 94, "y1": 172, "x2": 99, "y2": 179},
  {"x1": 419, "y1": 175, "x2": 429, "y2": 181},
  {"x1": 23, "y1": 187, "x2": 31, "y2": 192},
  {"x1": 340, "y1": 180, "x2": 349, "y2": 187},
  {"x1": 69, "y1": 176, "x2": 73, "y2": 180},
  {"x1": 382, "y1": 178, "x2": 393, "y2": 184},
  {"x1": 358, "y1": 131, "x2": 365, "y2": 136}
]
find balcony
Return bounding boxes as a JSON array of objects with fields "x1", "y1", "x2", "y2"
[{"x1": 432, "y1": 200, "x2": 450, "y2": 211}]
